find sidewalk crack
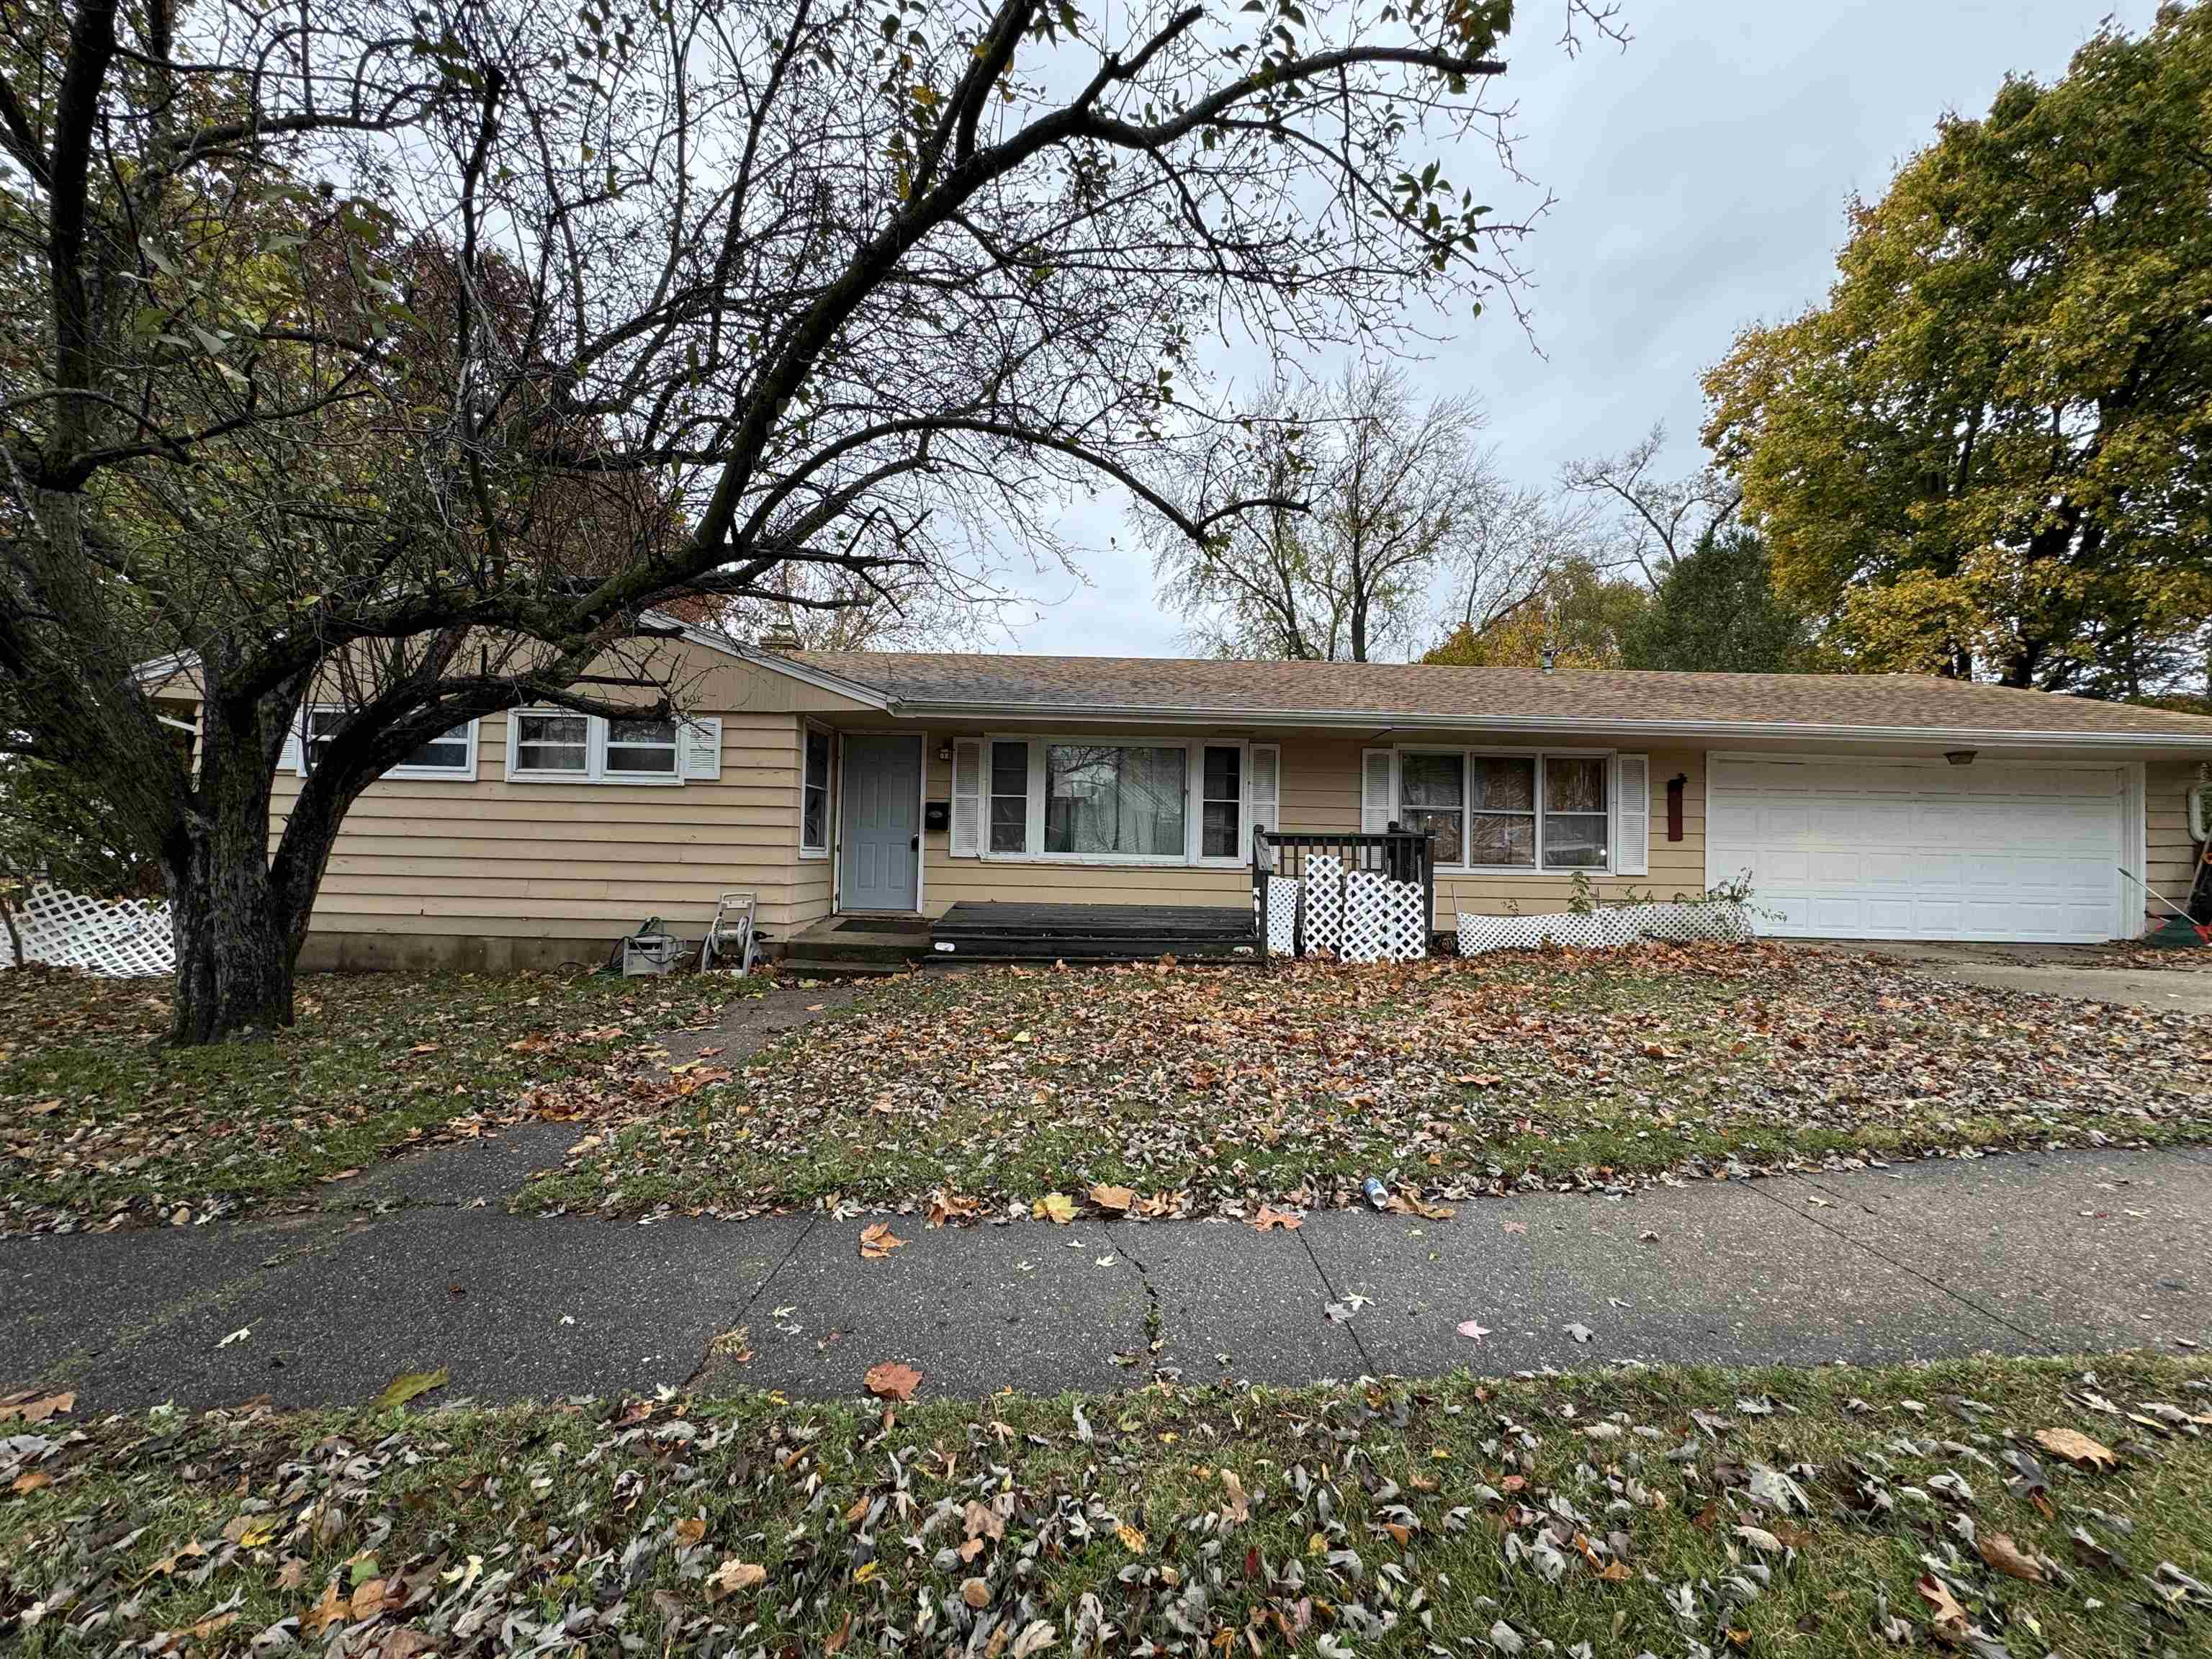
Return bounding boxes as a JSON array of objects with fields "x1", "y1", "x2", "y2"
[
  {"x1": 1298, "y1": 1225, "x2": 1378, "y2": 1375},
  {"x1": 683, "y1": 1211, "x2": 824, "y2": 1390},
  {"x1": 1743, "y1": 1179, "x2": 2060, "y2": 1354}
]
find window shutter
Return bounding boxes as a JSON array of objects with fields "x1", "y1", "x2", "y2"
[
  {"x1": 679, "y1": 717, "x2": 722, "y2": 781},
  {"x1": 281, "y1": 711, "x2": 305, "y2": 775},
  {"x1": 950, "y1": 739, "x2": 981, "y2": 857},
  {"x1": 1613, "y1": 752, "x2": 1650, "y2": 877},
  {"x1": 1360, "y1": 749, "x2": 1396, "y2": 833},
  {"x1": 1249, "y1": 743, "x2": 1280, "y2": 866}
]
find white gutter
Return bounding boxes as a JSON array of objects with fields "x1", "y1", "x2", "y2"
[{"x1": 873, "y1": 698, "x2": 2212, "y2": 751}]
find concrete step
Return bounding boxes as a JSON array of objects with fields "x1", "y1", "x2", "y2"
[
  {"x1": 775, "y1": 956, "x2": 912, "y2": 979},
  {"x1": 783, "y1": 936, "x2": 931, "y2": 968}
]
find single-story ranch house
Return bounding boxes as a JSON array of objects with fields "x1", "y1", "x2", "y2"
[{"x1": 219, "y1": 628, "x2": 2212, "y2": 971}]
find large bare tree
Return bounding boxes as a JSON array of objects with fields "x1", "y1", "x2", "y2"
[
  {"x1": 1146, "y1": 363, "x2": 1514, "y2": 660},
  {"x1": 2, "y1": 0, "x2": 1619, "y2": 1040}
]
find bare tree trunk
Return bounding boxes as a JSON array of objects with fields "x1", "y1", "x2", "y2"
[{"x1": 161, "y1": 716, "x2": 302, "y2": 1043}]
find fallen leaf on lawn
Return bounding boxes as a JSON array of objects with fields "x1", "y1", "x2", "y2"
[
  {"x1": 217, "y1": 1326, "x2": 251, "y2": 1348},
  {"x1": 1251, "y1": 1205, "x2": 1303, "y2": 1232},
  {"x1": 824, "y1": 1611, "x2": 853, "y2": 1653},
  {"x1": 373, "y1": 1367, "x2": 449, "y2": 1411},
  {"x1": 12, "y1": 1470, "x2": 52, "y2": 1493},
  {"x1": 0, "y1": 1391, "x2": 73, "y2": 1424},
  {"x1": 1033, "y1": 1192, "x2": 1076, "y2": 1225},
  {"x1": 1456, "y1": 1320, "x2": 1491, "y2": 1341},
  {"x1": 2034, "y1": 1427, "x2": 2118, "y2": 1471},
  {"x1": 1115, "y1": 1522, "x2": 1147, "y2": 1552},
  {"x1": 858, "y1": 1222, "x2": 906, "y2": 1259},
  {"x1": 1978, "y1": 1533, "x2": 2044, "y2": 1582},
  {"x1": 672, "y1": 1516, "x2": 707, "y2": 1547},
  {"x1": 301, "y1": 1579, "x2": 348, "y2": 1636},
  {"x1": 961, "y1": 1578, "x2": 991, "y2": 1609},
  {"x1": 1010, "y1": 1619, "x2": 1057, "y2": 1658},
  {"x1": 1087, "y1": 1183, "x2": 1135, "y2": 1214},
  {"x1": 1915, "y1": 1575, "x2": 1969, "y2": 1641},
  {"x1": 349, "y1": 1577, "x2": 394, "y2": 1620},
  {"x1": 865, "y1": 1361, "x2": 922, "y2": 1401},
  {"x1": 1220, "y1": 1468, "x2": 1251, "y2": 1524},
  {"x1": 705, "y1": 1557, "x2": 766, "y2": 1600}
]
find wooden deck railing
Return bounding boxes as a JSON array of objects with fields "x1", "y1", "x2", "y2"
[{"x1": 1251, "y1": 827, "x2": 1435, "y2": 956}]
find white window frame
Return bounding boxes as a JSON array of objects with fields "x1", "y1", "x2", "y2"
[
  {"x1": 296, "y1": 705, "x2": 478, "y2": 781},
  {"x1": 602, "y1": 715, "x2": 681, "y2": 781},
  {"x1": 503, "y1": 709, "x2": 686, "y2": 786},
  {"x1": 1391, "y1": 747, "x2": 1617, "y2": 875},
  {"x1": 799, "y1": 721, "x2": 833, "y2": 859},
  {"x1": 980, "y1": 734, "x2": 1257, "y2": 868}
]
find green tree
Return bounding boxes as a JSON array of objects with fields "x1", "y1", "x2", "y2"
[
  {"x1": 1619, "y1": 526, "x2": 1812, "y2": 673},
  {"x1": 1422, "y1": 557, "x2": 1647, "y2": 669},
  {"x1": 3, "y1": 0, "x2": 1622, "y2": 1041},
  {"x1": 1703, "y1": 4, "x2": 2212, "y2": 698}
]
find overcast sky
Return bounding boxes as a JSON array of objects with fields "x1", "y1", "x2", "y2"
[{"x1": 1002, "y1": 0, "x2": 2159, "y2": 659}]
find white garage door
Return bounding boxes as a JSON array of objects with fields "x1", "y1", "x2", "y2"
[{"x1": 1706, "y1": 755, "x2": 2127, "y2": 943}]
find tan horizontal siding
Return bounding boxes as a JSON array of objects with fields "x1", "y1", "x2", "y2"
[
  {"x1": 2144, "y1": 761, "x2": 2206, "y2": 932},
  {"x1": 918, "y1": 729, "x2": 1708, "y2": 922},
  {"x1": 272, "y1": 664, "x2": 819, "y2": 936}
]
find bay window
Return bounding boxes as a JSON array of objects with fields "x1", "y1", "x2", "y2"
[
  {"x1": 1384, "y1": 750, "x2": 1615, "y2": 871},
  {"x1": 979, "y1": 736, "x2": 1271, "y2": 865}
]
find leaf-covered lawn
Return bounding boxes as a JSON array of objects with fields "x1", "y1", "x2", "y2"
[
  {"x1": 521, "y1": 943, "x2": 2212, "y2": 1222},
  {"x1": 5, "y1": 1354, "x2": 2208, "y2": 1656},
  {"x1": 0, "y1": 968, "x2": 752, "y2": 1236}
]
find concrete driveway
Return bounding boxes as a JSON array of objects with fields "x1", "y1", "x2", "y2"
[{"x1": 1794, "y1": 939, "x2": 2212, "y2": 1014}]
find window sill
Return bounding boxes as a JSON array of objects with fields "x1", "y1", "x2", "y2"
[
  {"x1": 982, "y1": 853, "x2": 1215, "y2": 870},
  {"x1": 503, "y1": 770, "x2": 685, "y2": 788},
  {"x1": 377, "y1": 768, "x2": 477, "y2": 783},
  {"x1": 799, "y1": 847, "x2": 830, "y2": 861},
  {"x1": 1436, "y1": 864, "x2": 1614, "y2": 878}
]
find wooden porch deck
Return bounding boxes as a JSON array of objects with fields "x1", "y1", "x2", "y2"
[{"x1": 931, "y1": 901, "x2": 1258, "y2": 961}]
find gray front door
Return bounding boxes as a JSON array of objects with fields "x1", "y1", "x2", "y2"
[{"x1": 838, "y1": 734, "x2": 922, "y2": 911}]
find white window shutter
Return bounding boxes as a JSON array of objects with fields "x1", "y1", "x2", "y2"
[
  {"x1": 680, "y1": 717, "x2": 722, "y2": 781},
  {"x1": 1613, "y1": 752, "x2": 1650, "y2": 876},
  {"x1": 281, "y1": 711, "x2": 305, "y2": 775},
  {"x1": 950, "y1": 739, "x2": 981, "y2": 856},
  {"x1": 1360, "y1": 749, "x2": 1396, "y2": 833},
  {"x1": 1249, "y1": 743, "x2": 1280, "y2": 866}
]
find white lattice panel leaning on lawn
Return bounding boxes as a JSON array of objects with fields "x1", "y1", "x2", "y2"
[
  {"x1": 1455, "y1": 901, "x2": 1755, "y2": 956},
  {"x1": 1264, "y1": 878, "x2": 1303, "y2": 956},
  {"x1": 11, "y1": 884, "x2": 176, "y2": 977},
  {"x1": 1339, "y1": 869, "x2": 1427, "y2": 963},
  {"x1": 1300, "y1": 854, "x2": 1344, "y2": 956}
]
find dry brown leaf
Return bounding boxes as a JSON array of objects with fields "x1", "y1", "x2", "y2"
[
  {"x1": 858, "y1": 1222, "x2": 907, "y2": 1260},
  {"x1": 1250, "y1": 1205, "x2": 1303, "y2": 1232},
  {"x1": 0, "y1": 1391, "x2": 73, "y2": 1424},
  {"x1": 11, "y1": 1470, "x2": 51, "y2": 1494},
  {"x1": 1116, "y1": 1522, "x2": 1147, "y2": 1552},
  {"x1": 1977, "y1": 1533, "x2": 2044, "y2": 1583},
  {"x1": 1087, "y1": 1184, "x2": 1136, "y2": 1214},
  {"x1": 824, "y1": 1611, "x2": 853, "y2": 1655},
  {"x1": 673, "y1": 1515, "x2": 707, "y2": 1547},
  {"x1": 1915, "y1": 1575, "x2": 1969, "y2": 1642},
  {"x1": 349, "y1": 1578, "x2": 393, "y2": 1621},
  {"x1": 2033, "y1": 1427, "x2": 2118, "y2": 1471},
  {"x1": 961, "y1": 1577, "x2": 992, "y2": 1609},
  {"x1": 865, "y1": 1360, "x2": 922, "y2": 1401},
  {"x1": 1033, "y1": 1192, "x2": 1076, "y2": 1225},
  {"x1": 301, "y1": 1579, "x2": 349, "y2": 1637},
  {"x1": 705, "y1": 1557, "x2": 767, "y2": 1600},
  {"x1": 1220, "y1": 1468, "x2": 1251, "y2": 1524}
]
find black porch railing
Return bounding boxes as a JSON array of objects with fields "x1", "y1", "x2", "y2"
[{"x1": 1251, "y1": 826, "x2": 1435, "y2": 957}]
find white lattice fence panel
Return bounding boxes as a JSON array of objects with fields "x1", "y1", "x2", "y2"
[
  {"x1": 1264, "y1": 878, "x2": 1303, "y2": 957},
  {"x1": 13, "y1": 884, "x2": 176, "y2": 977},
  {"x1": 1455, "y1": 901, "x2": 1753, "y2": 957},
  {"x1": 1339, "y1": 871, "x2": 1427, "y2": 963},
  {"x1": 1301, "y1": 855, "x2": 1344, "y2": 956}
]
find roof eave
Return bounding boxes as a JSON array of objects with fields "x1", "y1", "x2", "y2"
[{"x1": 878, "y1": 697, "x2": 2212, "y2": 750}]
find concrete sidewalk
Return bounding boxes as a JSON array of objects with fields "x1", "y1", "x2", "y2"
[{"x1": 4, "y1": 1143, "x2": 2207, "y2": 1411}]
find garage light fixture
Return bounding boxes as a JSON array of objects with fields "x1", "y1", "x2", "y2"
[{"x1": 1943, "y1": 750, "x2": 1977, "y2": 766}]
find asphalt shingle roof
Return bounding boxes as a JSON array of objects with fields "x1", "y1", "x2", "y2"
[{"x1": 786, "y1": 652, "x2": 2212, "y2": 741}]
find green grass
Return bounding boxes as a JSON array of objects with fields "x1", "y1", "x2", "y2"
[
  {"x1": 5, "y1": 1354, "x2": 2208, "y2": 1655},
  {"x1": 0, "y1": 967, "x2": 755, "y2": 1234},
  {"x1": 518, "y1": 943, "x2": 2212, "y2": 1222}
]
